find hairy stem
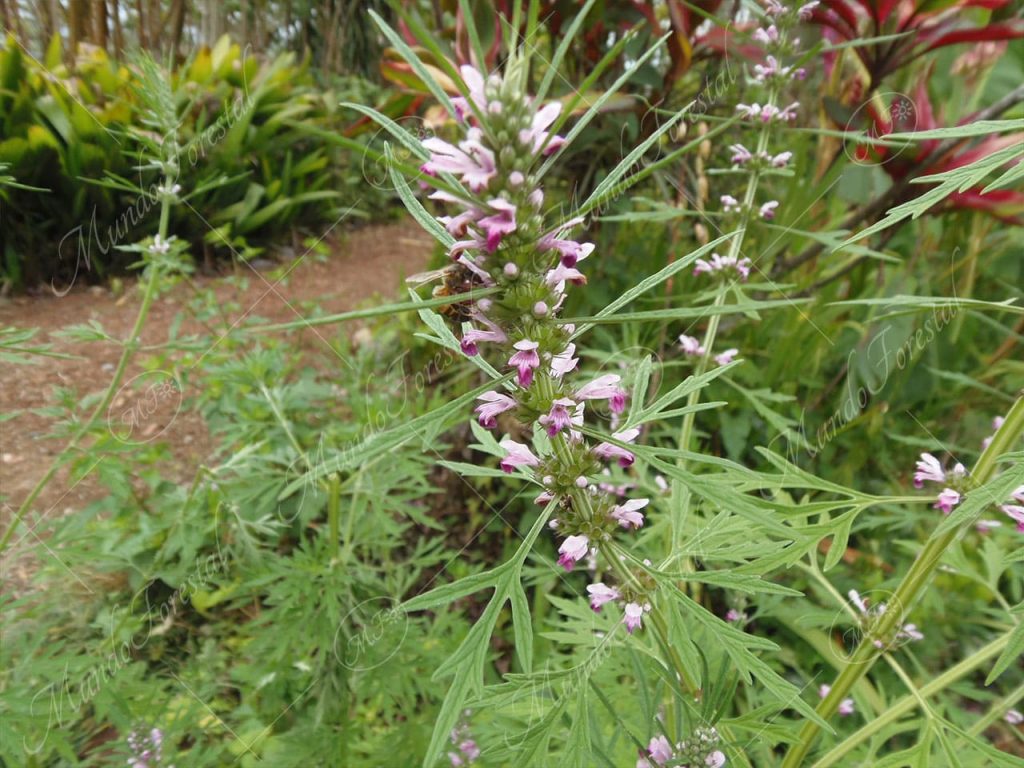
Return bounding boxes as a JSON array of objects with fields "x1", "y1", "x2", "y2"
[
  {"x1": 782, "y1": 395, "x2": 1024, "y2": 767},
  {"x1": 812, "y1": 631, "x2": 1013, "y2": 768},
  {"x1": 668, "y1": 81, "x2": 779, "y2": 556},
  {"x1": 0, "y1": 187, "x2": 174, "y2": 556}
]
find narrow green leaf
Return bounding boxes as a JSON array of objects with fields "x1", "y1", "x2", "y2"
[{"x1": 369, "y1": 10, "x2": 456, "y2": 115}]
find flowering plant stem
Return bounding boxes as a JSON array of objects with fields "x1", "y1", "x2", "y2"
[
  {"x1": 812, "y1": 631, "x2": 1014, "y2": 768},
  {"x1": 670, "y1": 82, "x2": 779, "y2": 556},
  {"x1": 0, "y1": 190, "x2": 173, "y2": 557},
  {"x1": 782, "y1": 394, "x2": 1024, "y2": 767}
]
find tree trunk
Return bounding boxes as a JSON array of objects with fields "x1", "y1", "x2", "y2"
[
  {"x1": 111, "y1": 0, "x2": 124, "y2": 54},
  {"x1": 69, "y1": 0, "x2": 93, "y2": 51},
  {"x1": 169, "y1": 0, "x2": 186, "y2": 61},
  {"x1": 147, "y1": 0, "x2": 160, "y2": 54},
  {"x1": 284, "y1": 0, "x2": 292, "y2": 51},
  {"x1": 36, "y1": 0, "x2": 56, "y2": 45},
  {"x1": 95, "y1": 0, "x2": 108, "y2": 51},
  {"x1": 135, "y1": 0, "x2": 147, "y2": 49}
]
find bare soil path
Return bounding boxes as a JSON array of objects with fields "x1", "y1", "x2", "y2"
[{"x1": 0, "y1": 221, "x2": 433, "y2": 580}]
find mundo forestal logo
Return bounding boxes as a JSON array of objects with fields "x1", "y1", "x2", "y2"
[
  {"x1": 107, "y1": 370, "x2": 184, "y2": 444},
  {"x1": 845, "y1": 91, "x2": 918, "y2": 167}
]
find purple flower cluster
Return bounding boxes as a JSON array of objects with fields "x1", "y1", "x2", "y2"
[
  {"x1": 422, "y1": 64, "x2": 652, "y2": 630},
  {"x1": 818, "y1": 684, "x2": 854, "y2": 717},
  {"x1": 848, "y1": 589, "x2": 923, "y2": 650},
  {"x1": 913, "y1": 452, "x2": 966, "y2": 514},
  {"x1": 127, "y1": 728, "x2": 171, "y2": 768},
  {"x1": 638, "y1": 727, "x2": 726, "y2": 768},
  {"x1": 912, "y1": 449, "x2": 1023, "y2": 533},
  {"x1": 719, "y1": 4, "x2": 814, "y2": 226},
  {"x1": 448, "y1": 717, "x2": 481, "y2": 766},
  {"x1": 679, "y1": 334, "x2": 738, "y2": 367}
]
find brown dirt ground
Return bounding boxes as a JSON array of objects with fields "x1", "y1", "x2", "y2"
[{"x1": 0, "y1": 220, "x2": 433, "y2": 584}]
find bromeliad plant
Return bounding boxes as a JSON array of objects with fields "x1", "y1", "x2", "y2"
[{"x1": 351, "y1": 3, "x2": 1024, "y2": 766}]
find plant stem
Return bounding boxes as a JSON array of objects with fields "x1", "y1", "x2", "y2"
[
  {"x1": 327, "y1": 472, "x2": 341, "y2": 558},
  {"x1": 0, "y1": 187, "x2": 174, "y2": 556},
  {"x1": 811, "y1": 632, "x2": 1012, "y2": 768},
  {"x1": 782, "y1": 395, "x2": 1024, "y2": 767},
  {"x1": 668, "y1": 83, "x2": 778, "y2": 556}
]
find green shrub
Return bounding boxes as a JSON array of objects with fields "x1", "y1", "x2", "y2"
[{"x1": 0, "y1": 35, "x2": 388, "y2": 290}]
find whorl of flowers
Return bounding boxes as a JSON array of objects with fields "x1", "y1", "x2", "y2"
[
  {"x1": 637, "y1": 726, "x2": 726, "y2": 768},
  {"x1": 911, "y1": 438, "x2": 1024, "y2": 533},
  {"x1": 688, "y1": 2, "x2": 815, "y2": 372},
  {"x1": 447, "y1": 716, "x2": 481, "y2": 766},
  {"x1": 422, "y1": 63, "x2": 646, "y2": 630},
  {"x1": 848, "y1": 589, "x2": 923, "y2": 650},
  {"x1": 818, "y1": 684, "x2": 854, "y2": 717},
  {"x1": 127, "y1": 727, "x2": 172, "y2": 768}
]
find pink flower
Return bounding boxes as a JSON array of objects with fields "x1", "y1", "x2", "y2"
[
  {"x1": 765, "y1": 0, "x2": 785, "y2": 17},
  {"x1": 460, "y1": 740, "x2": 480, "y2": 761},
  {"x1": 422, "y1": 130, "x2": 496, "y2": 192},
  {"x1": 897, "y1": 623, "x2": 924, "y2": 642},
  {"x1": 647, "y1": 735, "x2": 674, "y2": 764},
  {"x1": 475, "y1": 391, "x2": 517, "y2": 428},
  {"x1": 680, "y1": 334, "x2": 706, "y2": 356},
  {"x1": 1001, "y1": 504, "x2": 1024, "y2": 532},
  {"x1": 432, "y1": 191, "x2": 482, "y2": 236},
  {"x1": 538, "y1": 217, "x2": 594, "y2": 266},
  {"x1": 714, "y1": 349, "x2": 739, "y2": 366},
  {"x1": 479, "y1": 199, "x2": 517, "y2": 252},
  {"x1": 706, "y1": 752, "x2": 726, "y2": 768},
  {"x1": 499, "y1": 439, "x2": 540, "y2": 473},
  {"x1": 623, "y1": 601, "x2": 649, "y2": 633},
  {"x1": 721, "y1": 194, "x2": 740, "y2": 212},
  {"x1": 451, "y1": 64, "x2": 487, "y2": 121},
  {"x1": 693, "y1": 252, "x2": 752, "y2": 280},
  {"x1": 508, "y1": 340, "x2": 540, "y2": 387},
  {"x1": 934, "y1": 488, "x2": 961, "y2": 514},
  {"x1": 545, "y1": 263, "x2": 587, "y2": 293},
  {"x1": 754, "y1": 25, "x2": 779, "y2": 45},
  {"x1": 819, "y1": 684, "x2": 855, "y2": 716},
  {"x1": 594, "y1": 428, "x2": 640, "y2": 467},
  {"x1": 848, "y1": 589, "x2": 872, "y2": 615},
  {"x1": 729, "y1": 143, "x2": 753, "y2": 164},
  {"x1": 759, "y1": 200, "x2": 779, "y2": 220},
  {"x1": 982, "y1": 415, "x2": 1005, "y2": 449},
  {"x1": 798, "y1": 1, "x2": 819, "y2": 20},
  {"x1": 587, "y1": 582, "x2": 620, "y2": 611},
  {"x1": 558, "y1": 534, "x2": 589, "y2": 570},
  {"x1": 460, "y1": 317, "x2": 507, "y2": 356},
  {"x1": 611, "y1": 498, "x2": 649, "y2": 529},
  {"x1": 771, "y1": 151, "x2": 793, "y2": 167},
  {"x1": 576, "y1": 374, "x2": 627, "y2": 414},
  {"x1": 454, "y1": 254, "x2": 494, "y2": 287},
  {"x1": 754, "y1": 55, "x2": 781, "y2": 82},
  {"x1": 778, "y1": 102, "x2": 800, "y2": 121},
  {"x1": 448, "y1": 234, "x2": 488, "y2": 259},
  {"x1": 539, "y1": 397, "x2": 577, "y2": 436},
  {"x1": 1006, "y1": 709, "x2": 1023, "y2": 725},
  {"x1": 725, "y1": 609, "x2": 744, "y2": 622},
  {"x1": 736, "y1": 103, "x2": 762, "y2": 120},
  {"x1": 551, "y1": 343, "x2": 579, "y2": 378},
  {"x1": 913, "y1": 453, "x2": 946, "y2": 487},
  {"x1": 519, "y1": 101, "x2": 566, "y2": 156}
]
